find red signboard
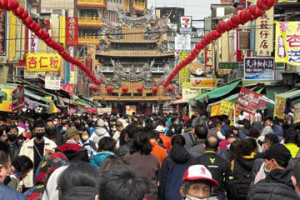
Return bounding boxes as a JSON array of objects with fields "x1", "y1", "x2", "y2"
[
  {"x1": 61, "y1": 84, "x2": 74, "y2": 96},
  {"x1": 0, "y1": 10, "x2": 6, "y2": 56},
  {"x1": 66, "y1": 17, "x2": 78, "y2": 46},
  {"x1": 12, "y1": 85, "x2": 25, "y2": 111},
  {"x1": 205, "y1": 44, "x2": 213, "y2": 71},
  {"x1": 235, "y1": 87, "x2": 262, "y2": 115},
  {"x1": 85, "y1": 56, "x2": 93, "y2": 74}
]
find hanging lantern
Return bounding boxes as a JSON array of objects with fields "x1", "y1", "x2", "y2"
[
  {"x1": 122, "y1": 86, "x2": 129, "y2": 93},
  {"x1": 257, "y1": 0, "x2": 269, "y2": 11},
  {"x1": 254, "y1": 6, "x2": 264, "y2": 18},
  {"x1": 20, "y1": 10, "x2": 29, "y2": 20},
  {"x1": 211, "y1": 30, "x2": 221, "y2": 40},
  {"x1": 0, "y1": 0, "x2": 9, "y2": 10},
  {"x1": 151, "y1": 86, "x2": 159, "y2": 93},
  {"x1": 231, "y1": 15, "x2": 240, "y2": 26},
  {"x1": 106, "y1": 86, "x2": 114, "y2": 93},
  {"x1": 216, "y1": 21, "x2": 227, "y2": 34},
  {"x1": 166, "y1": 85, "x2": 174, "y2": 92},
  {"x1": 7, "y1": 0, "x2": 19, "y2": 11},
  {"x1": 22, "y1": 16, "x2": 33, "y2": 26},
  {"x1": 91, "y1": 85, "x2": 99, "y2": 92},
  {"x1": 262, "y1": 0, "x2": 276, "y2": 8},
  {"x1": 136, "y1": 86, "x2": 144, "y2": 93},
  {"x1": 13, "y1": 6, "x2": 24, "y2": 17}
]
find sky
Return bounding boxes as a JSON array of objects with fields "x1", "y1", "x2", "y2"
[{"x1": 148, "y1": 0, "x2": 221, "y2": 26}]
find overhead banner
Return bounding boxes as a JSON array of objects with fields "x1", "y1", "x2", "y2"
[
  {"x1": 26, "y1": 53, "x2": 61, "y2": 72},
  {"x1": 179, "y1": 52, "x2": 191, "y2": 84},
  {"x1": 12, "y1": 85, "x2": 25, "y2": 111},
  {"x1": 66, "y1": 17, "x2": 78, "y2": 46},
  {"x1": 244, "y1": 57, "x2": 274, "y2": 80},
  {"x1": 219, "y1": 100, "x2": 235, "y2": 116},
  {"x1": 190, "y1": 77, "x2": 216, "y2": 89},
  {"x1": 294, "y1": 103, "x2": 300, "y2": 124},
  {"x1": 275, "y1": 21, "x2": 300, "y2": 66},
  {"x1": 0, "y1": 10, "x2": 7, "y2": 56},
  {"x1": 45, "y1": 75, "x2": 61, "y2": 90},
  {"x1": 274, "y1": 96, "x2": 286, "y2": 119},
  {"x1": 255, "y1": 8, "x2": 274, "y2": 56},
  {"x1": 61, "y1": 84, "x2": 74, "y2": 96},
  {"x1": 235, "y1": 87, "x2": 261, "y2": 115},
  {"x1": 205, "y1": 43, "x2": 214, "y2": 71}
]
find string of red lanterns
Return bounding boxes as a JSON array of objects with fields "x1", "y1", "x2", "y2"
[
  {"x1": 0, "y1": 0, "x2": 103, "y2": 85},
  {"x1": 162, "y1": 0, "x2": 277, "y2": 87}
]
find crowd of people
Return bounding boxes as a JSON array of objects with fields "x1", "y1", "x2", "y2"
[{"x1": 0, "y1": 112, "x2": 300, "y2": 200}]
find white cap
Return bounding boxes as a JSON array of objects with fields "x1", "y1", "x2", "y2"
[{"x1": 154, "y1": 125, "x2": 166, "y2": 133}]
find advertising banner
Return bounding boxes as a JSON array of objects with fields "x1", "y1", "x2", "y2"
[
  {"x1": 85, "y1": 56, "x2": 93, "y2": 74},
  {"x1": 12, "y1": 85, "x2": 25, "y2": 111},
  {"x1": 255, "y1": 8, "x2": 274, "y2": 56},
  {"x1": 211, "y1": 104, "x2": 221, "y2": 117},
  {"x1": 66, "y1": 17, "x2": 78, "y2": 46},
  {"x1": 294, "y1": 103, "x2": 300, "y2": 124},
  {"x1": 275, "y1": 21, "x2": 300, "y2": 66},
  {"x1": 98, "y1": 107, "x2": 112, "y2": 115},
  {"x1": 0, "y1": 10, "x2": 6, "y2": 56},
  {"x1": 0, "y1": 88, "x2": 13, "y2": 112},
  {"x1": 28, "y1": 30, "x2": 39, "y2": 53},
  {"x1": 219, "y1": 100, "x2": 235, "y2": 116},
  {"x1": 179, "y1": 52, "x2": 191, "y2": 84},
  {"x1": 238, "y1": 31, "x2": 251, "y2": 50},
  {"x1": 235, "y1": 87, "x2": 262, "y2": 115},
  {"x1": 182, "y1": 88, "x2": 198, "y2": 101},
  {"x1": 26, "y1": 53, "x2": 61, "y2": 72},
  {"x1": 45, "y1": 75, "x2": 61, "y2": 90},
  {"x1": 244, "y1": 57, "x2": 274, "y2": 80},
  {"x1": 61, "y1": 84, "x2": 74, "y2": 96},
  {"x1": 274, "y1": 96, "x2": 286, "y2": 119},
  {"x1": 205, "y1": 43, "x2": 214, "y2": 71},
  {"x1": 190, "y1": 77, "x2": 216, "y2": 89}
]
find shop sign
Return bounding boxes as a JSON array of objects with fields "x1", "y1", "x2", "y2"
[
  {"x1": 45, "y1": 75, "x2": 61, "y2": 90},
  {"x1": 219, "y1": 100, "x2": 234, "y2": 116},
  {"x1": 274, "y1": 96, "x2": 286, "y2": 119},
  {"x1": 66, "y1": 17, "x2": 78, "y2": 46},
  {"x1": 12, "y1": 85, "x2": 25, "y2": 111},
  {"x1": 244, "y1": 57, "x2": 274, "y2": 80},
  {"x1": 190, "y1": 78, "x2": 216, "y2": 89},
  {"x1": 0, "y1": 10, "x2": 6, "y2": 56},
  {"x1": 26, "y1": 53, "x2": 61, "y2": 72},
  {"x1": 236, "y1": 87, "x2": 261, "y2": 115}
]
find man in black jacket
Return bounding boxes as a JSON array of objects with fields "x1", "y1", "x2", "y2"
[
  {"x1": 198, "y1": 136, "x2": 232, "y2": 200},
  {"x1": 248, "y1": 143, "x2": 299, "y2": 200}
]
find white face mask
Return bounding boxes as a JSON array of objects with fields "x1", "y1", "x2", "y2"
[
  {"x1": 93, "y1": 118, "x2": 98, "y2": 122},
  {"x1": 62, "y1": 127, "x2": 67, "y2": 132},
  {"x1": 226, "y1": 144, "x2": 231, "y2": 150},
  {"x1": 53, "y1": 121, "x2": 58, "y2": 126},
  {"x1": 186, "y1": 194, "x2": 208, "y2": 200}
]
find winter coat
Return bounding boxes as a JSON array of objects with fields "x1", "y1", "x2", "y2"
[
  {"x1": 247, "y1": 182, "x2": 299, "y2": 200},
  {"x1": 57, "y1": 142, "x2": 89, "y2": 163},
  {"x1": 259, "y1": 168, "x2": 294, "y2": 188},
  {"x1": 272, "y1": 124, "x2": 283, "y2": 141},
  {"x1": 19, "y1": 137, "x2": 57, "y2": 188},
  {"x1": 80, "y1": 139, "x2": 97, "y2": 158},
  {"x1": 187, "y1": 139, "x2": 205, "y2": 158},
  {"x1": 90, "y1": 127, "x2": 110, "y2": 149},
  {"x1": 182, "y1": 130, "x2": 195, "y2": 149},
  {"x1": 124, "y1": 151, "x2": 160, "y2": 200},
  {"x1": 0, "y1": 183, "x2": 27, "y2": 200},
  {"x1": 115, "y1": 140, "x2": 133, "y2": 157},
  {"x1": 45, "y1": 130, "x2": 64, "y2": 146},
  {"x1": 90, "y1": 151, "x2": 115, "y2": 169},
  {"x1": 60, "y1": 186, "x2": 97, "y2": 200},
  {"x1": 158, "y1": 144, "x2": 196, "y2": 200}
]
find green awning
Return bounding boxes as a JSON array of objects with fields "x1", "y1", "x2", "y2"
[
  {"x1": 276, "y1": 89, "x2": 300, "y2": 100},
  {"x1": 192, "y1": 80, "x2": 241, "y2": 102}
]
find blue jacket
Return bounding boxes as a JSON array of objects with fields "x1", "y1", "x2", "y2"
[
  {"x1": 0, "y1": 183, "x2": 27, "y2": 200},
  {"x1": 272, "y1": 124, "x2": 283, "y2": 141},
  {"x1": 90, "y1": 151, "x2": 115, "y2": 169}
]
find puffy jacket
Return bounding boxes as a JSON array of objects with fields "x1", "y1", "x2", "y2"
[
  {"x1": 247, "y1": 182, "x2": 299, "y2": 200},
  {"x1": 0, "y1": 183, "x2": 27, "y2": 200},
  {"x1": 57, "y1": 143, "x2": 89, "y2": 163},
  {"x1": 60, "y1": 186, "x2": 97, "y2": 200},
  {"x1": 158, "y1": 144, "x2": 196, "y2": 200},
  {"x1": 90, "y1": 151, "x2": 115, "y2": 169},
  {"x1": 90, "y1": 127, "x2": 110, "y2": 149}
]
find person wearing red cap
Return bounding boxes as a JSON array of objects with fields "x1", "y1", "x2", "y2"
[{"x1": 180, "y1": 165, "x2": 219, "y2": 200}]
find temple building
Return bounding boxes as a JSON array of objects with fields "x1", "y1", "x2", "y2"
[{"x1": 93, "y1": 9, "x2": 175, "y2": 114}]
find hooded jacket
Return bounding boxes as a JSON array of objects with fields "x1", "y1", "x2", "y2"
[
  {"x1": 57, "y1": 142, "x2": 89, "y2": 163},
  {"x1": 90, "y1": 127, "x2": 110, "y2": 149},
  {"x1": 90, "y1": 151, "x2": 115, "y2": 169},
  {"x1": 60, "y1": 186, "x2": 97, "y2": 200},
  {"x1": 0, "y1": 183, "x2": 27, "y2": 200},
  {"x1": 158, "y1": 144, "x2": 196, "y2": 200},
  {"x1": 259, "y1": 168, "x2": 294, "y2": 188}
]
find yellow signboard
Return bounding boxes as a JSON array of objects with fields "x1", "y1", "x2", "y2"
[
  {"x1": 179, "y1": 52, "x2": 191, "y2": 84},
  {"x1": 219, "y1": 100, "x2": 235, "y2": 116},
  {"x1": 26, "y1": 53, "x2": 61, "y2": 72},
  {"x1": 274, "y1": 96, "x2": 286, "y2": 119},
  {"x1": 275, "y1": 21, "x2": 300, "y2": 66},
  {"x1": 0, "y1": 88, "x2": 13, "y2": 112},
  {"x1": 190, "y1": 77, "x2": 216, "y2": 89},
  {"x1": 211, "y1": 104, "x2": 221, "y2": 117}
]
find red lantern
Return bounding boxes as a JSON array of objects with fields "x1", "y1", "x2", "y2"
[
  {"x1": 151, "y1": 86, "x2": 159, "y2": 93},
  {"x1": 216, "y1": 21, "x2": 227, "y2": 33},
  {"x1": 0, "y1": 0, "x2": 9, "y2": 10},
  {"x1": 262, "y1": 0, "x2": 276, "y2": 8},
  {"x1": 257, "y1": 0, "x2": 269, "y2": 11},
  {"x1": 91, "y1": 85, "x2": 99, "y2": 92},
  {"x1": 7, "y1": 0, "x2": 19, "y2": 11},
  {"x1": 249, "y1": 5, "x2": 257, "y2": 17},
  {"x1": 226, "y1": 20, "x2": 234, "y2": 31},
  {"x1": 211, "y1": 30, "x2": 221, "y2": 40},
  {"x1": 23, "y1": 17, "x2": 33, "y2": 26},
  {"x1": 13, "y1": 6, "x2": 24, "y2": 17},
  {"x1": 254, "y1": 7, "x2": 264, "y2": 18},
  {"x1": 106, "y1": 86, "x2": 114, "y2": 93},
  {"x1": 42, "y1": 32, "x2": 50, "y2": 41},
  {"x1": 136, "y1": 86, "x2": 144, "y2": 93},
  {"x1": 195, "y1": 42, "x2": 205, "y2": 50},
  {"x1": 28, "y1": 21, "x2": 36, "y2": 31},
  {"x1": 231, "y1": 15, "x2": 240, "y2": 25},
  {"x1": 122, "y1": 86, "x2": 129, "y2": 93},
  {"x1": 166, "y1": 85, "x2": 174, "y2": 92},
  {"x1": 20, "y1": 10, "x2": 29, "y2": 20}
]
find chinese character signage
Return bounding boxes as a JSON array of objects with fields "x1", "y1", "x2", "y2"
[
  {"x1": 275, "y1": 21, "x2": 300, "y2": 66},
  {"x1": 239, "y1": 31, "x2": 251, "y2": 50},
  {"x1": 0, "y1": 10, "x2": 7, "y2": 56},
  {"x1": 190, "y1": 77, "x2": 216, "y2": 89},
  {"x1": 61, "y1": 84, "x2": 74, "y2": 96},
  {"x1": 28, "y1": 30, "x2": 39, "y2": 53},
  {"x1": 211, "y1": 104, "x2": 221, "y2": 117},
  {"x1": 85, "y1": 56, "x2": 93, "y2": 74},
  {"x1": 219, "y1": 62, "x2": 241, "y2": 70},
  {"x1": 274, "y1": 96, "x2": 286, "y2": 119},
  {"x1": 66, "y1": 17, "x2": 78, "y2": 46},
  {"x1": 294, "y1": 103, "x2": 300, "y2": 124},
  {"x1": 179, "y1": 52, "x2": 191, "y2": 84},
  {"x1": 255, "y1": 8, "x2": 274, "y2": 56},
  {"x1": 26, "y1": 53, "x2": 61, "y2": 72},
  {"x1": 175, "y1": 35, "x2": 191, "y2": 51},
  {"x1": 205, "y1": 43, "x2": 214, "y2": 71},
  {"x1": 45, "y1": 75, "x2": 61, "y2": 90},
  {"x1": 219, "y1": 100, "x2": 234, "y2": 116},
  {"x1": 182, "y1": 88, "x2": 198, "y2": 101},
  {"x1": 12, "y1": 85, "x2": 25, "y2": 111},
  {"x1": 236, "y1": 87, "x2": 262, "y2": 115},
  {"x1": 244, "y1": 57, "x2": 274, "y2": 80}
]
